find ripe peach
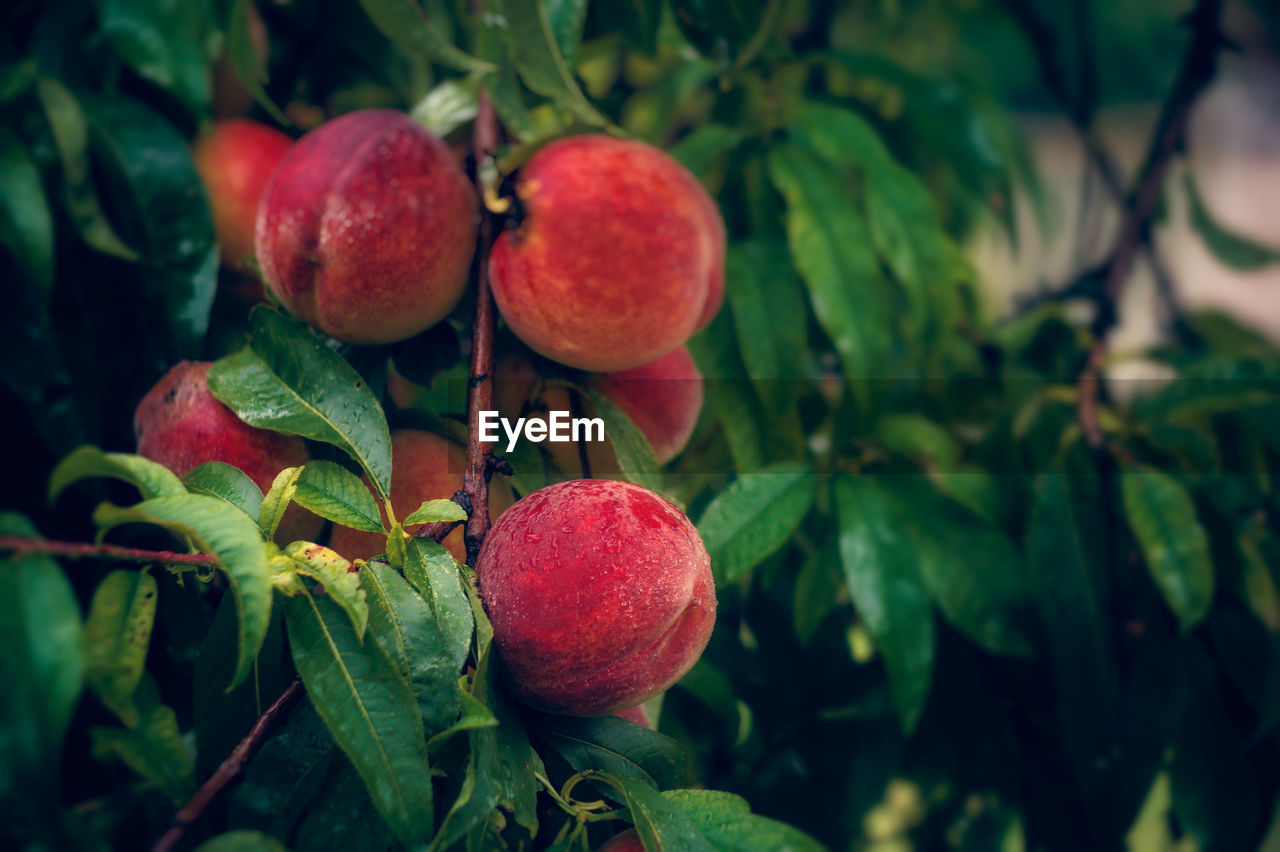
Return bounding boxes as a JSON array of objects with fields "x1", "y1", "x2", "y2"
[
  {"x1": 489, "y1": 135, "x2": 723, "y2": 372},
  {"x1": 134, "y1": 361, "x2": 320, "y2": 543},
  {"x1": 495, "y1": 346, "x2": 702, "y2": 469},
  {"x1": 476, "y1": 479, "x2": 715, "y2": 715},
  {"x1": 328, "y1": 429, "x2": 512, "y2": 563},
  {"x1": 255, "y1": 109, "x2": 477, "y2": 344},
  {"x1": 192, "y1": 119, "x2": 293, "y2": 273}
]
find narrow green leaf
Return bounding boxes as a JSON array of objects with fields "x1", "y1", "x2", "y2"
[
  {"x1": 84, "y1": 570, "x2": 158, "y2": 726},
  {"x1": 876, "y1": 414, "x2": 960, "y2": 471},
  {"x1": 768, "y1": 143, "x2": 895, "y2": 401},
  {"x1": 1122, "y1": 469, "x2": 1214, "y2": 631},
  {"x1": 258, "y1": 466, "x2": 303, "y2": 541},
  {"x1": 402, "y1": 539, "x2": 474, "y2": 673},
  {"x1": 697, "y1": 467, "x2": 814, "y2": 584},
  {"x1": 663, "y1": 789, "x2": 825, "y2": 850},
  {"x1": 362, "y1": 562, "x2": 463, "y2": 733},
  {"x1": 50, "y1": 445, "x2": 187, "y2": 503},
  {"x1": 580, "y1": 386, "x2": 663, "y2": 490},
  {"x1": 185, "y1": 461, "x2": 264, "y2": 521},
  {"x1": 282, "y1": 592, "x2": 434, "y2": 846},
  {"x1": 97, "y1": 0, "x2": 214, "y2": 115},
  {"x1": 0, "y1": 126, "x2": 54, "y2": 298},
  {"x1": 90, "y1": 687, "x2": 194, "y2": 804},
  {"x1": 224, "y1": 0, "x2": 288, "y2": 124},
  {"x1": 34, "y1": 78, "x2": 136, "y2": 259},
  {"x1": 530, "y1": 713, "x2": 685, "y2": 790},
  {"x1": 835, "y1": 475, "x2": 935, "y2": 733},
  {"x1": 502, "y1": 0, "x2": 612, "y2": 127},
  {"x1": 293, "y1": 461, "x2": 384, "y2": 534},
  {"x1": 403, "y1": 498, "x2": 467, "y2": 526},
  {"x1": 93, "y1": 494, "x2": 271, "y2": 688},
  {"x1": 0, "y1": 525, "x2": 84, "y2": 843},
  {"x1": 1185, "y1": 173, "x2": 1280, "y2": 271},
  {"x1": 543, "y1": 0, "x2": 589, "y2": 70},
  {"x1": 360, "y1": 0, "x2": 495, "y2": 73},
  {"x1": 208, "y1": 307, "x2": 392, "y2": 503}
]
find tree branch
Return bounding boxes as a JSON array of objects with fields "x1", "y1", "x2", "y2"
[
  {"x1": 151, "y1": 679, "x2": 302, "y2": 852},
  {"x1": 0, "y1": 536, "x2": 219, "y2": 567},
  {"x1": 1076, "y1": 0, "x2": 1224, "y2": 447}
]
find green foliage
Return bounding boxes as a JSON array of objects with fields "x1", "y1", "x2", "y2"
[{"x1": 5, "y1": 0, "x2": 1280, "y2": 849}]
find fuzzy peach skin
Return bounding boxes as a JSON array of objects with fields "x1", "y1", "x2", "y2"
[
  {"x1": 328, "y1": 429, "x2": 512, "y2": 563},
  {"x1": 488, "y1": 135, "x2": 720, "y2": 372},
  {"x1": 495, "y1": 346, "x2": 703, "y2": 469},
  {"x1": 134, "y1": 361, "x2": 320, "y2": 543},
  {"x1": 255, "y1": 109, "x2": 477, "y2": 344},
  {"x1": 476, "y1": 479, "x2": 716, "y2": 715},
  {"x1": 192, "y1": 119, "x2": 293, "y2": 272}
]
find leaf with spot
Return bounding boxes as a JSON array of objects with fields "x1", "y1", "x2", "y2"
[
  {"x1": 84, "y1": 570, "x2": 158, "y2": 726},
  {"x1": 278, "y1": 542, "x2": 367, "y2": 641}
]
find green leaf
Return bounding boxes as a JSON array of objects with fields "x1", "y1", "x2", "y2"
[
  {"x1": 834, "y1": 475, "x2": 935, "y2": 733},
  {"x1": 49, "y1": 445, "x2": 187, "y2": 503},
  {"x1": 279, "y1": 542, "x2": 368, "y2": 641},
  {"x1": 580, "y1": 386, "x2": 663, "y2": 490},
  {"x1": 670, "y1": 124, "x2": 740, "y2": 187},
  {"x1": 292, "y1": 754, "x2": 396, "y2": 851},
  {"x1": 544, "y1": 0, "x2": 589, "y2": 71},
  {"x1": 258, "y1": 466, "x2": 303, "y2": 541},
  {"x1": 362, "y1": 562, "x2": 463, "y2": 733},
  {"x1": 228, "y1": 698, "x2": 336, "y2": 835},
  {"x1": 427, "y1": 689, "x2": 498, "y2": 753},
  {"x1": 223, "y1": 0, "x2": 288, "y2": 124},
  {"x1": 606, "y1": 774, "x2": 713, "y2": 852},
  {"x1": 402, "y1": 539, "x2": 474, "y2": 674},
  {"x1": 768, "y1": 143, "x2": 895, "y2": 402},
  {"x1": 94, "y1": 494, "x2": 271, "y2": 688},
  {"x1": 1121, "y1": 469, "x2": 1214, "y2": 631},
  {"x1": 501, "y1": 0, "x2": 612, "y2": 127},
  {"x1": 97, "y1": 0, "x2": 214, "y2": 115},
  {"x1": 1185, "y1": 172, "x2": 1280, "y2": 271},
  {"x1": 195, "y1": 830, "x2": 288, "y2": 852},
  {"x1": 0, "y1": 529, "x2": 84, "y2": 843},
  {"x1": 293, "y1": 461, "x2": 384, "y2": 534},
  {"x1": 84, "y1": 570, "x2": 158, "y2": 726},
  {"x1": 281, "y1": 592, "x2": 434, "y2": 847},
  {"x1": 90, "y1": 687, "x2": 195, "y2": 804},
  {"x1": 81, "y1": 94, "x2": 219, "y2": 355},
  {"x1": 793, "y1": 545, "x2": 842, "y2": 647},
  {"x1": 207, "y1": 307, "x2": 393, "y2": 502},
  {"x1": 876, "y1": 414, "x2": 960, "y2": 471},
  {"x1": 34, "y1": 78, "x2": 136, "y2": 260},
  {"x1": 185, "y1": 461, "x2": 264, "y2": 521},
  {"x1": 403, "y1": 498, "x2": 467, "y2": 526},
  {"x1": 475, "y1": 22, "x2": 536, "y2": 142},
  {"x1": 361, "y1": 0, "x2": 495, "y2": 73},
  {"x1": 697, "y1": 467, "x2": 814, "y2": 584},
  {"x1": 1134, "y1": 356, "x2": 1280, "y2": 422},
  {"x1": 663, "y1": 789, "x2": 825, "y2": 850},
  {"x1": 0, "y1": 126, "x2": 54, "y2": 298},
  {"x1": 410, "y1": 77, "x2": 479, "y2": 138},
  {"x1": 592, "y1": 0, "x2": 662, "y2": 52},
  {"x1": 530, "y1": 713, "x2": 685, "y2": 790},
  {"x1": 671, "y1": 0, "x2": 763, "y2": 64}
]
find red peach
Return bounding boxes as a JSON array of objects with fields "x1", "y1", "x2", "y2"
[
  {"x1": 476, "y1": 479, "x2": 716, "y2": 715},
  {"x1": 192, "y1": 119, "x2": 293, "y2": 273},
  {"x1": 489, "y1": 135, "x2": 721, "y2": 372},
  {"x1": 614, "y1": 703, "x2": 653, "y2": 728},
  {"x1": 328, "y1": 429, "x2": 513, "y2": 563},
  {"x1": 134, "y1": 361, "x2": 320, "y2": 543},
  {"x1": 255, "y1": 109, "x2": 477, "y2": 344}
]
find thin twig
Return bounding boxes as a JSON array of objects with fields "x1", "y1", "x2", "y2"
[
  {"x1": 151, "y1": 679, "x2": 303, "y2": 852},
  {"x1": 0, "y1": 536, "x2": 219, "y2": 567},
  {"x1": 462, "y1": 86, "x2": 501, "y2": 568},
  {"x1": 1076, "y1": 0, "x2": 1224, "y2": 446}
]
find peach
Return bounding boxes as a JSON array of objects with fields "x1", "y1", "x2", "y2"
[
  {"x1": 134, "y1": 361, "x2": 320, "y2": 543},
  {"x1": 489, "y1": 135, "x2": 723, "y2": 372},
  {"x1": 614, "y1": 704, "x2": 652, "y2": 728},
  {"x1": 495, "y1": 346, "x2": 702, "y2": 469},
  {"x1": 328, "y1": 429, "x2": 512, "y2": 563},
  {"x1": 192, "y1": 119, "x2": 293, "y2": 273},
  {"x1": 255, "y1": 109, "x2": 477, "y2": 344},
  {"x1": 476, "y1": 479, "x2": 715, "y2": 715}
]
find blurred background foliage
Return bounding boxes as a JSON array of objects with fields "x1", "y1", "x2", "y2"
[{"x1": 3, "y1": 0, "x2": 1280, "y2": 849}]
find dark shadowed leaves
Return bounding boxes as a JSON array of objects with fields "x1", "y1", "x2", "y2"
[{"x1": 530, "y1": 713, "x2": 685, "y2": 790}]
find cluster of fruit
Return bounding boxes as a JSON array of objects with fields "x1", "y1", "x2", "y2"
[{"x1": 134, "y1": 108, "x2": 725, "y2": 723}]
